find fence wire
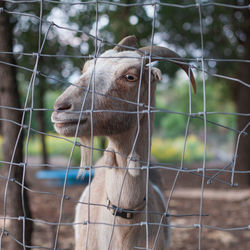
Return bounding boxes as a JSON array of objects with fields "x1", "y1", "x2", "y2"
[{"x1": 0, "y1": 0, "x2": 250, "y2": 250}]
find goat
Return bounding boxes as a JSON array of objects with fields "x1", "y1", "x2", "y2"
[{"x1": 51, "y1": 36, "x2": 196, "y2": 250}]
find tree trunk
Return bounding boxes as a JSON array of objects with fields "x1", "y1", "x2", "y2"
[
  {"x1": 0, "y1": 2, "x2": 33, "y2": 249},
  {"x1": 235, "y1": 74, "x2": 250, "y2": 186},
  {"x1": 37, "y1": 81, "x2": 49, "y2": 167},
  {"x1": 235, "y1": 3, "x2": 250, "y2": 186}
]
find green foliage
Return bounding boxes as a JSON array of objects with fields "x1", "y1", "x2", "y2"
[
  {"x1": 154, "y1": 76, "x2": 236, "y2": 138},
  {"x1": 2, "y1": 133, "x2": 208, "y2": 165},
  {"x1": 157, "y1": 0, "x2": 246, "y2": 76},
  {"x1": 6, "y1": 0, "x2": 246, "y2": 165},
  {"x1": 26, "y1": 134, "x2": 102, "y2": 165},
  {"x1": 152, "y1": 134, "x2": 211, "y2": 164}
]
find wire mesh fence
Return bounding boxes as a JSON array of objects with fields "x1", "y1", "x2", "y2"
[{"x1": 0, "y1": 0, "x2": 249, "y2": 249}]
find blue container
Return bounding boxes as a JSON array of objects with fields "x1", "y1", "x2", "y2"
[{"x1": 36, "y1": 169, "x2": 94, "y2": 186}]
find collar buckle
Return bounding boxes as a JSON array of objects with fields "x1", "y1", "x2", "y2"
[{"x1": 106, "y1": 197, "x2": 145, "y2": 220}]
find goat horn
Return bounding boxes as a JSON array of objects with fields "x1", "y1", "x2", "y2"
[
  {"x1": 114, "y1": 35, "x2": 138, "y2": 52},
  {"x1": 139, "y1": 46, "x2": 196, "y2": 93}
]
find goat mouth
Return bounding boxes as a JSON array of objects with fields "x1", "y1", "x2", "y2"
[{"x1": 54, "y1": 119, "x2": 87, "y2": 128}]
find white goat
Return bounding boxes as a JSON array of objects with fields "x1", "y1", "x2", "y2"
[{"x1": 51, "y1": 36, "x2": 196, "y2": 250}]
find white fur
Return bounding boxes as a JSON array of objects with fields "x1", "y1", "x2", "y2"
[{"x1": 74, "y1": 185, "x2": 89, "y2": 242}]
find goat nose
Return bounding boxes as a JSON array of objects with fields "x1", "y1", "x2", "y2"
[{"x1": 54, "y1": 101, "x2": 72, "y2": 111}]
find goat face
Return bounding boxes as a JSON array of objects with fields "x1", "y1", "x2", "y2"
[{"x1": 51, "y1": 49, "x2": 162, "y2": 137}]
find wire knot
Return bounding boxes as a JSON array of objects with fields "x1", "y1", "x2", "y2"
[
  {"x1": 193, "y1": 223, "x2": 201, "y2": 228},
  {"x1": 2, "y1": 229, "x2": 9, "y2": 236},
  {"x1": 18, "y1": 216, "x2": 25, "y2": 221}
]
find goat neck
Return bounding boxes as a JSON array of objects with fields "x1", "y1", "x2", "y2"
[
  {"x1": 107, "y1": 113, "x2": 152, "y2": 167},
  {"x1": 102, "y1": 113, "x2": 153, "y2": 210}
]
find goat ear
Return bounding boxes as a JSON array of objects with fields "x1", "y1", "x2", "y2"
[
  {"x1": 114, "y1": 35, "x2": 137, "y2": 52},
  {"x1": 139, "y1": 46, "x2": 196, "y2": 93},
  {"x1": 151, "y1": 67, "x2": 162, "y2": 81}
]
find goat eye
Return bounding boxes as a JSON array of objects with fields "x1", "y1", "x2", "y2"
[{"x1": 125, "y1": 74, "x2": 137, "y2": 82}]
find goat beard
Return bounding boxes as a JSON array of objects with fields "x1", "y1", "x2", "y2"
[{"x1": 78, "y1": 136, "x2": 91, "y2": 179}]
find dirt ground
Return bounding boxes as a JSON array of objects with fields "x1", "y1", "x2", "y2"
[{"x1": 0, "y1": 159, "x2": 249, "y2": 250}]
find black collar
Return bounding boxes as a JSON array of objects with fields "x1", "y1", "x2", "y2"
[{"x1": 106, "y1": 198, "x2": 146, "y2": 219}]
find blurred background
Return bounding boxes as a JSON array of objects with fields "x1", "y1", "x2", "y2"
[
  {"x1": 1, "y1": 0, "x2": 249, "y2": 169},
  {"x1": 0, "y1": 0, "x2": 249, "y2": 249}
]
